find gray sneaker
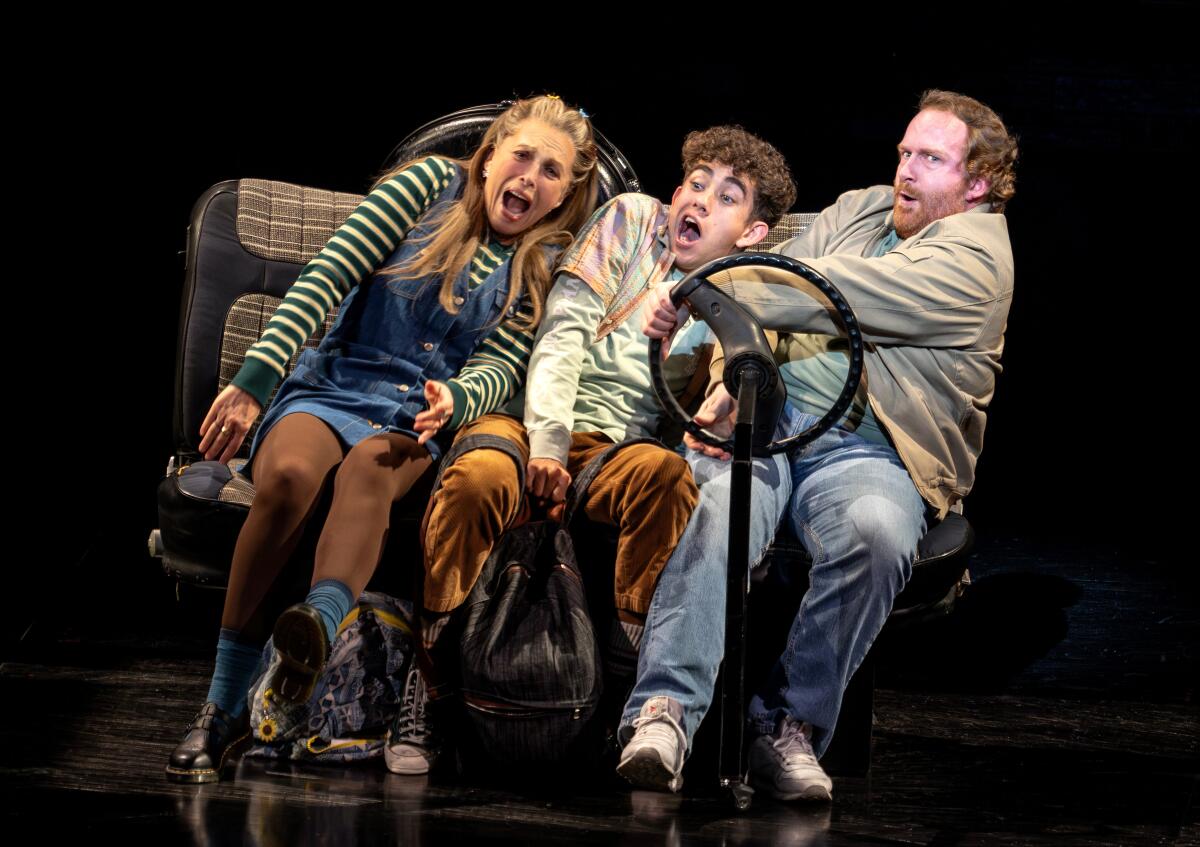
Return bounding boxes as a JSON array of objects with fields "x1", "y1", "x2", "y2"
[
  {"x1": 616, "y1": 696, "x2": 687, "y2": 793},
  {"x1": 385, "y1": 662, "x2": 439, "y2": 775},
  {"x1": 748, "y1": 715, "x2": 832, "y2": 801}
]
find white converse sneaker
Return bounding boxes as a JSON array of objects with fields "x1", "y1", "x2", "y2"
[
  {"x1": 748, "y1": 715, "x2": 832, "y2": 801},
  {"x1": 384, "y1": 662, "x2": 439, "y2": 775},
  {"x1": 616, "y1": 696, "x2": 687, "y2": 793}
]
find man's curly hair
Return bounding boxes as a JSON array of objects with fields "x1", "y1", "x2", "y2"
[
  {"x1": 918, "y1": 90, "x2": 1018, "y2": 213},
  {"x1": 681, "y1": 126, "x2": 796, "y2": 226}
]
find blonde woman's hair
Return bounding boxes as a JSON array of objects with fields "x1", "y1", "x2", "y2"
[{"x1": 377, "y1": 96, "x2": 599, "y2": 328}]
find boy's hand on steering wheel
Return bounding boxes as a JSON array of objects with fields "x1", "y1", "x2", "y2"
[{"x1": 683, "y1": 384, "x2": 736, "y2": 460}]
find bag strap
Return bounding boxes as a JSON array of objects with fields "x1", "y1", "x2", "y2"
[
  {"x1": 430, "y1": 431, "x2": 664, "y2": 529},
  {"x1": 560, "y1": 437, "x2": 661, "y2": 527},
  {"x1": 430, "y1": 432, "x2": 526, "y2": 499}
]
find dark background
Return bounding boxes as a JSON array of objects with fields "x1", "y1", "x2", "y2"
[{"x1": 23, "y1": 15, "x2": 1196, "y2": 644}]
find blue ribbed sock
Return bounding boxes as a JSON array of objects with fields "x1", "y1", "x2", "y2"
[
  {"x1": 305, "y1": 579, "x2": 356, "y2": 644},
  {"x1": 205, "y1": 628, "x2": 263, "y2": 717}
]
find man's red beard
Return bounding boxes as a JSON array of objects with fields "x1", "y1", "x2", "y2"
[{"x1": 892, "y1": 184, "x2": 969, "y2": 239}]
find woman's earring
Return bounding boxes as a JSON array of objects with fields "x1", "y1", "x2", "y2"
[{"x1": 482, "y1": 169, "x2": 489, "y2": 179}]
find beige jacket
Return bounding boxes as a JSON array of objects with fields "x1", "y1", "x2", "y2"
[{"x1": 713, "y1": 185, "x2": 1014, "y2": 517}]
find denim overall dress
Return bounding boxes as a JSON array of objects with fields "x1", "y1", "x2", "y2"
[{"x1": 249, "y1": 167, "x2": 517, "y2": 464}]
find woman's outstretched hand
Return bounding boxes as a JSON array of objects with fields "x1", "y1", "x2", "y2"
[
  {"x1": 199, "y1": 384, "x2": 263, "y2": 464},
  {"x1": 414, "y1": 380, "x2": 455, "y2": 446}
]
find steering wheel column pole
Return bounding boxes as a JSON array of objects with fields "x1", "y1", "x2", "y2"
[
  {"x1": 646, "y1": 253, "x2": 863, "y2": 809},
  {"x1": 719, "y1": 367, "x2": 760, "y2": 809}
]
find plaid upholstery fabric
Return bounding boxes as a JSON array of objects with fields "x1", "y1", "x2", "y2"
[
  {"x1": 236, "y1": 179, "x2": 365, "y2": 264},
  {"x1": 219, "y1": 294, "x2": 340, "y2": 452},
  {"x1": 704, "y1": 213, "x2": 817, "y2": 297},
  {"x1": 755, "y1": 212, "x2": 817, "y2": 252},
  {"x1": 217, "y1": 469, "x2": 257, "y2": 506},
  {"x1": 225, "y1": 178, "x2": 363, "y2": 452}
]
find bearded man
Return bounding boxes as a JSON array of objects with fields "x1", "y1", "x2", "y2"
[{"x1": 620, "y1": 89, "x2": 1018, "y2": 802}]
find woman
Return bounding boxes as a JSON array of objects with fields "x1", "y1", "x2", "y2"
[{"x1": 166, "y1": 95, "x2": 599, "y2": 783}]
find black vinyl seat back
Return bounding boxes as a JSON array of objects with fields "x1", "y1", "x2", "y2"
[
  {"x1": 171, "y1": 180, "x2": 356, "y2": 459},
  {"x1": 382, "y1": 102, "x2": 640, "y2": 203}
]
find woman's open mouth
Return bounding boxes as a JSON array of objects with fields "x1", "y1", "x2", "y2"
[{"x1": 502, "y1": 190, "x2": 531, "y2": 218}]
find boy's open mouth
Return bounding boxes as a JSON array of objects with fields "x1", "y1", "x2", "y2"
[{"x1": 677, "y1": 215, "x2": 701, "y2": 244}]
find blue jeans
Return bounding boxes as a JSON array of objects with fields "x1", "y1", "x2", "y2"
[{"x1": 621, "y1": 408, "x2": 927, "y2": 758}]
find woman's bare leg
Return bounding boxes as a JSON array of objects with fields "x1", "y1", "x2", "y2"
[
  {"x1": 219, "y1": 413, "x2": 344, "y2": 639},
  {"x1": 168, "y1": 413, "x2": 345, "y2": 783},
  {"x1": 311, "y1": 432, "x2": 433, "y2": 600}
]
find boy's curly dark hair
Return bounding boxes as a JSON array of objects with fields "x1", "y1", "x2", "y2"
[{"x1": 681, "y1": 126, "x2": 796, "y2": 226}]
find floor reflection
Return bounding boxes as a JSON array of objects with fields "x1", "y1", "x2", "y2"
[{"x1": 5, "y1": 537, "x2": 1195, "y2": 845}]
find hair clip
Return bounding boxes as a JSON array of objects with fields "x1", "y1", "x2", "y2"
[{"x1": 542, "y1": 92, "x2": 587, "y2": 119}]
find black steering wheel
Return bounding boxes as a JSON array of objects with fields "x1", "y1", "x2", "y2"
[{"x1": 648, "y1": 253, "x2": 864, "y2": 457}]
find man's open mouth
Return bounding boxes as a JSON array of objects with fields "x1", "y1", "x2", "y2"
[{"x1": 677, "y1": 215, "x2": 701, "y2": 244}]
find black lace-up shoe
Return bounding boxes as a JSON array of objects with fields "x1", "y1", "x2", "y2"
[
  {"x1": 270, "y1": 603, "x2": 329, "y2": 704},
  {"x1": 165, "y1": 702, "x2": 250, "y2": 783}
]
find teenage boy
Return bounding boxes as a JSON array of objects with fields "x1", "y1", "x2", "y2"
[{"x1": 387, "y1": 126, "x2": 797, "y2": 775}]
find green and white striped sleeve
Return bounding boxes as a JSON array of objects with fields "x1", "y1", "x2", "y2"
[
  {"x1": 444, "y1": 300, "x2": 537, "y2": 429},
  {"x1": 231, "y1": 155, "x2": 456, "y2": 406}
]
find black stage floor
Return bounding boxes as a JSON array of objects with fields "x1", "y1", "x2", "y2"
[{"x1": 2, "y1": 535, "x2": 1196, "y2": 845}]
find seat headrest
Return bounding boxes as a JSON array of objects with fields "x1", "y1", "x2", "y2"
[{"x1": 382, "y1": 102, "x2": 640, "y2": 206}]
